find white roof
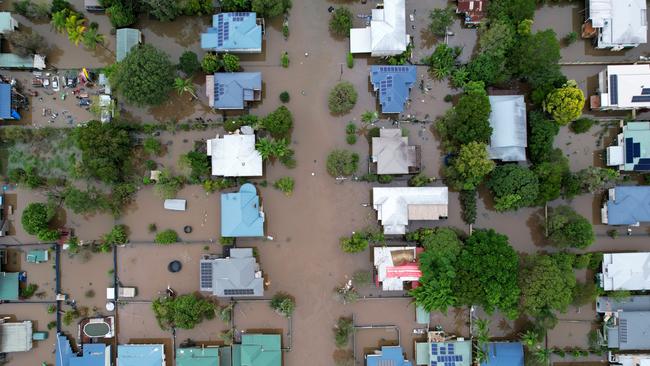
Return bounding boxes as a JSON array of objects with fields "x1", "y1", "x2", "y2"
[
  {"x1": 206, "y1": 134, "x2": 263, "y2": 177},
  {"x1": 373, "y1": 246, "x2": 418, "y2": 291},
  {"x1": 0, "y1": 321, "x2": 32, "y2": 353},
  {"x1": 600, "y1": 65, "x2": 650, "y2": 109},
  {"x1": 589, "y1": 0, "x2": 647, "y2": 49},
  {"x1": 613, "y1": 354, "x2": 650, "y2": 366},
  {"x1": 373, "y1": 187, "x2": 448, "y2": 235},
  {"x1": 487, "y1": 95, "x2": 527, "y2": 161},
  {"x1": 607, "y1": 145, "x2": 625, "y2": 166},
  {"x1": 371, "y1": 129, "x2": 417, "y2": 174},
  {"x1": 350, "y1": 0, "x2": 408, "y2": 56},
  {"x1": 163, "y1": 199, "x2": 186, "y2": 211},
  {"x1": 602, "y1": 252, "x2": 650, "y2": 291}
]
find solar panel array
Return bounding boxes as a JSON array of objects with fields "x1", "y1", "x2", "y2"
[
  {"x1": 378, "y1": 66, "x2": 411, "y2": 73},
  {"x1": 632, "y1": 95, "x2": 650, "y2": 103},
  {"x1": 224, "y1": 288, "x2": 255, "y2": 296},
  {"x1": 228, "y1": 12, "x2": 250, "y2": 22},
  {"x1": 216, "y1": 14, "x2": 230, "y2": 47},
  {"x1": 379, "y1": 75, "x2": 393, "y2": 97},
  {"x1": 610, "y1": 74, "x2": 618, "y2": 105},
  {"x1": 430, "y1": 343, "x2": 463, "y2": 366},
  {"x1": 215, "y1": 83, "x2": 226, "y2": 102},
  {"x1": 200, "y1": 262, "x2": 213, "y2": 290}
]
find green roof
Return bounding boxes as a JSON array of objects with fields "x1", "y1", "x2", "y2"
[
  {"x1": 0, "y1": 272, "x2": 19, "y2": 300},
  {"x1": 0, "y1": 53, "x2": 32, "y2": 68},
  {"x1": 233, "y1": 334, "x2": 281, "y2": 366},
  {"x1": 176, "y1": 347, "x2": 220, "y2": 366}
]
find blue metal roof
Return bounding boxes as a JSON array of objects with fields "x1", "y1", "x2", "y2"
[
  {"x1": 221, "y1": 183, "x2": 264, "y2": 237},
  {"x1": 118, "y1": 344, "x2": 164, "y2": 366},
  {"x1": 607, "y1": 186, "x2": 650, "y2": 225},
  {"x1": 370, "y1": 65, "x2": 417, "y2": 114},
  {"x1": 367, "y1": 346, "x2": 412, "y2": 366},
  {"x1": 201, "y1": 12, "x2": 262, "y2": 52},
  {"x1": 0, "y1": 83, "x2": 12, "y2": 119},
  {"x1": 56, "y1": 334, "x2": 109, "y2": 366},
  {"x1": 212, "y1": 72, "x2": 261, "y2": 110},
  {"x1": 480, "y1": 342, "x2": 524, "y2": 366}
]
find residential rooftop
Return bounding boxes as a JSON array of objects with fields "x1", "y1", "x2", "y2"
[
  {"x1": 602, "y1": 186, "x2": 650, "y2": 225},
  {"x1": 415, "y1": 339, "x2": 471, "y2": 366},
  {"x1": 369, "y1": 66, "x2": 417, "y2": 114},
  {"x1": 366, "y1": 346, "x2": 412, "y2": 366},
  {"x1": 232, "y1": 334, "x2": 281, "y2": 366},
  {"x1": 220, "y1": 183, "x2": 265, "y2": 237},
  {"x1": 601, "y1": 252, "x2": 650, "y2": 291},
  {"x1": 56, "y1": 334, "x2": 110, "y2": 366},
  {"x1": 371, "y1": 128, "x2": 419, "y2": 174},
  {"x1": 373, "y1": 187, "x2": 448, "y2": 235},
  {"x1": 206, "y1": 72, "x2": 262, "y2": 110},
  {"x1": 350, "y1": 0, "x2": 408, "y2": 56},
  {"x1": 487, "y1": 95, "x2": 527, "y2": 162},
  {"x1": 606, "y1": 310, "x2": 650, "y2": 350},
  {"x1": 598, "y1": 65, "x2": 650, "y2": 110},
  {"x1": 597, "y1": 295, "x2": 650, "y2": 313},
  {"x1": 199, "y1": 248, "x2": 264, "y2": 297},
  {"x1": 207, "y1": 133, "x2": 263, "y2": 177},
  {"x1": 116, "y1": 344, "x2": 165, "y2": 366},
  {"x1": 607, "y1": 121, "x2": 650, "y2": 171},
  {"x1": 586, "y1": 0, "x2": 647, "y2": 50},
  {"x1": 0, "y1": 321, "x2": 32, "y2": 353},
  {"x1": 201, "y1": 13, "x2": 262, "y2": 53},
  {"x1": 176, "y1": 347, "x2": 220, "y2": 366},
  {"x1": 373, "y1": 246, "x2": 421, "y2": 291},
  {"x1": 456, "y1": 0, "x2": 487, "y2": 26}
]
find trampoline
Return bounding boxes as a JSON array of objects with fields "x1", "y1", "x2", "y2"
[
  {"x1": 168, "y1": 260, "x2": 182, "y2": 273},
  {"x1": 83, "y1": 321, "x2": 111, "y2": 338}
]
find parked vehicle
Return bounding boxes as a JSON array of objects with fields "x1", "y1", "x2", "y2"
[
  {"x1": 51, "y1": 76, "x2": 59, "y2": 91},
  {"x1": 31, "y1": 78, "x2": 43, "y2": 87}
]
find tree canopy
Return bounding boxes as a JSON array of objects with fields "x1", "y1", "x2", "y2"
[
  {"x1": 74, "y1": 120, "x2": 133, "y2": 184},
  {"x1": 251, "y1": 0, "x2": 291, "y2": 18},
  {"x1": 487, "y1": 164, "x2": 539, "y2": 211},
  {"x1": 329, "y1": 7, "x2": 353, "y2": 37},
  {"x1": 528, "y1": 111, "x2": 560, "y2": 164},
  {"x1": 436, "y1": 82, "x2": 492, "y2": 150},
  {"x1": 428, "y1": 7, "x2": 455, "y2": 37},
  {"x1": 445, "y1": 142, "x2": 495, "y2": 191},
  {"x1": 112, "y1": 44, "x2": 175, "y2": 106},
  {"x1": 510, "y1": 29, "x2": 562, "y2": 90},
  {"x1": 152, "y1": 293, "x2": 216, "y2": 329},
  {"x1": 262, "y1": 106, "x2": 293, "y2": 138},
  {"x1": 328, "y1": 81, "x2": 357, "y2": 114},
  {"x1": 21, "y1": 203, "x2": 55, "y2": 236},
  {"x1": 455, "y1": 229, "x2": 520, "y2": 318},
  {"x1": 520, "y1": 254, "x2": 576, "y2": 316},
  {"x1": 488, "y1": 0, "x2": 536, "y2": 25},
  {"x1": 544, "y1": 80, "x2": 585, "y2": 125},
  {"x1": 423, "y1": 44, "x2": 461, "y2": 80},
  {"x1": 546, "y1": 205, "x2": 595, "y2": 249},
  {"x1": 326, "y1": 150, "x2": 359, "y2": 177},
  {"x1": 534, "y1": 158, "x2": 568, "y2": 205}
]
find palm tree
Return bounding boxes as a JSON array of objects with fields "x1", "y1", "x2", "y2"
[
  {"x1": 520, "y1": 329, "x2": 540, "y2": 348},
  {"x1": 361, "y1": 110, "x2": 378, "y2": 124},
  {"x1": 255, "y1": 137, "x2": 275, "y2": 161},
  {"x1": 51, "y1": 10, "x2": 68, "y2": 33},
  {"x1": 173, "y1": 77, "x2": 197, "y2": 99},
  {"x1": 82, "y1": 26, "x2": 105, "y2": 51},
  {"x1": 534, "y1": 348, "x2": 551, "y2": 365},
  {"x1": 65, "y1": 13, "x2": 86, "y2": 46},
  {"x1": 272, "y1": 138, "x2": 290, "y2": 158}
]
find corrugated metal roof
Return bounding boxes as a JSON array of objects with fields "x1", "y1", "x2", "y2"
[
  {"x1": 607, "y1": 186, "x2": 650, "y2": 225},
  {"x1": 116, "y1": 28, "x2": 141, "y2": 62},
  {"x1": 176, "y1": 347, "x2": 220, "y2": 366},
  {"x1": 220, "y1": 184, "x2": 264, "y2": 237},
  {"x1": 211, "y1": 72, "x2": 261, "y2": 110},
  {"x1": 201, "y1": 13, "x2": 262, "y2": 53},
  {"x1": 487, "y1": 95, "x2": 527, "y2": 162},
  {"x1": 0, "y1": 83, "x2": 12, "y2": 119},
  {"x1": 370, "y1": 66, "x2": 417, "y2": 114}
]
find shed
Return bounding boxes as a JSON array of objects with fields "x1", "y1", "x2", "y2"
[
  {"x1": 416, "y1": 305, "x2": 430, "y2": 325},
  {"x1": 116, "y1": 28, "x2": 141, "y2": 62},
  {"x1": 0, "y1": 53, "x2": 41, "y2": 69},
  {"x1": 164, "y1": 199, "x2": 187, "y2": 211},
  {"x1": 0, "y1": 321, "x2": 32, "y2": 353}
]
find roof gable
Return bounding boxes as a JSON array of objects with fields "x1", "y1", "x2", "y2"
[
  {"x1": 221, "y1": 184, "x2": 264, "y2": 237},
  {"x1": 201, "y1": 13, "x2": 262, "y2": 52}
]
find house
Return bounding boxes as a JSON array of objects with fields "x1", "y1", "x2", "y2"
[
  {"x1": 601, "y1": 186, "x2": 650, "y2": 225},
  {"x1": 176, "y1": 347, "x2": 220, "y2": 366},
  {"x1": 480, "y1": 342, "x2": 524, "y2": 366},
  {"x1": 373, "y1": 187, "x2": 448, "y2": 235},
  {"x1": 597, "y1": 65, "x2": 650, "y2": 110},
  {"x1": 201, "y1": 13, "x2": 263, "y2": 53},
  {"x1": 206, "y1": 72, "x2": 262, "y2": 110},
  {"x1": 370, "y1": 66, "x2": 417, "y2": 114},
  {"x1": 84, "y1": 0, "x2": 105, "y2": 12},
  {"x1": 199, "y1": 248, "x2": 264, "y2": 297},
  {"x1": 116, "y1": 28, "x2": 142, "y2": 62},
  {"x1": 0, "y1": 320, "x2": 32, "y2": 353},
  {"x1": 371, "y1": 128, "x2": 420, "y2": 175},
  {"x1": 373, "y1": 246, "x2": 422, "y2": 291},
  {"x1": 487, "y1": 95, "x2": 527, "y2": 162},
  {"x1": 0, "y1": 13, "x2": 18, "y2": 34},
  {"x1": 600, "y1": 252, "x2": 650, "y2": 291},
  {"x1": 584, "y1": 0, "x2": 647, "y2": 51},
  {"x1": 415, "y1": 337, "x2": 471, "y2": 366},
  {"x1": 350, "y1": 0, "x2": 409, "y2": 56},
  {"x1": 207, "y1": 133, "x2": 263, "y2": 177},
  {"x1": 221, "y1": 184, "x2": 265, "y2": 237},
  {"x1": 0, "y1": 53, "x2": 46, "y2": 69},
  {"x1": 367, "y1": 346, "x2": 411, "y2": 366},
  {"x1": 456, "y1": 0, "x2": 487, "y2": 27},
  {"x1": 232, "y1": 334, "x2": 281, "y2": 366},
  {"x1": 597, "y1": 296, "x2": 650, "y2": 351},
  {"x1": 0, "y1": 251, "x2": 19, "y2": 300},
  {"x1": 56, "y1": 334, "x2": 111, "y2": 366},
  {"x1": 606, "y1": 121, "x2": 650, "y2": 170},
  {"x1": 610, "y1": 353, "x2": 650, "y2": 366},
  {"x1": 117, "y1": 344, "x2": 165, "y2": 366}
]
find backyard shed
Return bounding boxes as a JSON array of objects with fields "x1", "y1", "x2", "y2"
[
  {"x1": 0, "y1": 321, "x2": 32, "y2": 353},
  {"x1": 164, "y1": 199, "x2": 187, "y2": 211},
  {"x1": 116, "y1": 28, "x2": 142, "y2": 62}
]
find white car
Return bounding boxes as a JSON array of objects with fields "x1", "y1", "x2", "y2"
[{"x1": 51, "y1": 76, "x2": 60, "y2": 91}]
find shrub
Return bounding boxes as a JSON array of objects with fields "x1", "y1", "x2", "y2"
[
  {"x1": 201, "y1": 53, "x2": 221, "y2": 74},
  {"x1": 340, "y1": 232, "x2": 369, "y2": 253},
  {"x1": 103, "y1": 225, "x2": 128, "y2": 246},
  {"x1": 280, "y1": 52, "x2": 289, "y2": 68},
  {"x1": 270, "y1": 292, "x2": 295, "y2": 317},
  {"x1": 20, "y1": 283, "x2": 38, "y2": 299},
  {"x1": 459, "y1": 189, "x2": 477, "y2": 224},
  {"x1": 279, "y1": 91, "x2": 290, "y2": 103},
  {"x1": 408, "y1": 173, "x2": 431, "y2": 187},
  {"x1": 346, "y1": 134, "x2": 357, "y2": 145},
  {"x1": 143, "y1": 137, "x2": 163, "y2": 156},
  {"x1": 329, "y1": 7, "x2": 353, "y2": 37},
  {"x1": 273, "y1": 177, "x2": 295, "y2": 196},
  {"x1": 155, "y1": 229, "x2": 179, "y2": 244},
  {"x1": 326, "y1": 150, "x2": 359, "y2": 177},
  {"x1": 546, "y1": 206, "x2": 595, "y2": 249},
  {"x1": 352, "y1": 270, "x2": 372, "y2": 286},
  {"x1": 334, "y1": 317, "x2": 354, "y2": 348},
  {"x1": 429, "y1": 7, "x2": 454, "y2": 37},
  {"x1": 564, "y1": 31, "x2": 578, "y2": 45},
  {"x1": 220, "y1": 237, "x2": 235, "y2": 245},
  {"x1": 85, "y1": 289, "x2": 96, "y2": 298},
  {"x1": 570, "y1": 118, "x2": 595, "y2": 134},
  {"x1": 148, "y1": 223, "x2": 157, "y2": 232},
  {"x1": 21, "y1": 202, "x2": 55, "y2": 237},
  {"x1": 346, "y1": 53, "x2": 354, "y2": 68},
  {"x1": 328, "y1": 82, "x2": 357, "y2": 114},
  {"x1": 222, "y1": 53, "x2": 240, "y2": 72},
  {"x1": 178, "y1": 51, "x2": 201, "y2": 76},
  {"x1": 261, "y1": 106, "x2": 293, "y2": 138},
  {"x1": 377, "y1": 175, "x2": 393, "y2": 184},
  {"x1": 345, "y1": 123, "x2": 356, "y2": 135},
  {"x1": 444, "y1": 94, "x2": 453, "y2": 103},
  {"x1": 152, "y1": 293, "x2": 216, "y2": 329}
]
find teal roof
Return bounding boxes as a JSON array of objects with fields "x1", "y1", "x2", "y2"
[
  {"x1": 26, "y1": 249, "x2": 48, "y2": 263},
  {"x1": 233, "y1": 334, "x2": 281, "y2": 366},
  {"x1": 176, "y1": 347, "x2": 220, "y2": 366},
  {"x1": 0, "y1": 13, "x2": 16, "y2": 34},
  {"x1": 221, "y1": 183, "x2": 264, "y2": 237},
  {"x1": 201, "y1": 13, "x2": 262, "y2": 52},
  {"x1": 0, "y1": 272, "x2": 18, "y2": 300},
  {"x1": 0, "y1": 53, "x2": 33, "y2": 68},
  {"x1": 416, "y1": 305, "x2": 430, "y2": 325},
  {"x1": 116, "y1": 28, "x2": 141, "y2": 62},
  {"x1": 618, "y1": 122, "x2": 650, "y2": 171},
  {"x1": 367, "y1": 346, "x2": 411, "y2": 366},
  {"x1": 118, "y1": 344, "x2": 164, "y2": 366}
]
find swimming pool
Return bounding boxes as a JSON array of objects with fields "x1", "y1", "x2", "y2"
[{"x1": 83, "y1": 321, "x2": 110, "y2": 338}]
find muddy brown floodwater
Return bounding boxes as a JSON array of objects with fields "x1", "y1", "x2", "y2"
[{"x1": 2, "y1": 0, "x2": 650, "y2": 365}]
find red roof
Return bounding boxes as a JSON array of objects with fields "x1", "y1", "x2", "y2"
[
  {"x1": 457, "y1": 0, "x2": 488, "y2": 24},
  {"x1": 385, "y1": 264, "x2": 422, "y2": 279}
]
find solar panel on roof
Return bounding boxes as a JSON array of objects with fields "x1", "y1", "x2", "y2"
[
  {"x1": 632, "y1": 95, "x2": 650, "y2": 103},
  {"x1": 635, "y1": 142, "x2": 642, "y2": 158},
  {"x1": 627, "y1": 138, "x2": 635, "y2": 164},
  {"x1": 200, "y1": 262, "x2": 212, "y2": 289},
  {"x1": 642, "y1": 88, "x2": 650, "y2": 95},
  {"x1": 610, "y1": 74, "x2": 618, "y2": 105},
  {"x1": 224, "y1": 289, "x2": 255, "y2": 296}
]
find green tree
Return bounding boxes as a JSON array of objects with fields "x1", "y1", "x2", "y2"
[
  {"x1": 251, "y1": 0, "x2": 291, "y2": 18},
  {"x1": 103, "y1": 225, "x2": 128, "y2": 246},
  {"x1": 456, "y1": 229, "x2": 520, "y2": 318},
  {"x1": 173, "y1": 77, "x2": 197, "y2": 99},
  {"x1": 62, "y1": 186, "x2": 109, "y2": 214},
  {"x1": 154, "y1": 169, "x2": 185, "y2": 199},
  {"x1": 334, "y1": 317, "x2": 354, "y2": 348},
  {"x1": 143, "y1": 137, "x2": 163, "y2": 155},
  {"x1": 65, "y1": 12, "x2": 86, "y2": 46},
  {"x1": 106, "y1": 2, "x2": 137, "y2": 28},
  {"x1": 144, "y1": 0, "x2": 181, "y2": 21},
  {"x1": 478, "y1": 21, "x2": 515, "y2": 57},
  {"x1": 487, "y1": 164, "x2": 539, "y2": 211},
  {"x1": 361, "y1": 110, "x2": 379, "y2": 124},
  {"x1": 74, "y1": 120, "x2": 133, "y2": 183},
  {"x1": 222, "y1": 53, "x2": 240, "y2": 72},
  {"x1": 544, "y1": 80, "x2": 585, "y2": 125},
  {"x1": 51, "y1": 10, "x2": 68, "y2": 33},
  {"x1": 152, "y1": 293, "x2": 216, "y2": 329},
  {"x1": 326, "y1": 150, "x2": 359, "y2": 177},
  {"x1": 328, "y1": 82, "x2": 357, "y2": 114},
  {"x1": 528, "y1": 111, "x2": 560, "y2": 164},
  {"x1": 270, "y1": 292, "x2": 295, "y2": 317},
  {"x1": 179, "y1": 151, "x2": 211, "y2": 183},
  {"x1": 572, "y1": 281, "x2": 598, "y2": 307},
  {"x1": 422, "y1": 44, "x2": 461, "y2": 80},
  {"x1": 510, "y1": 29, "x2": 562, "y2": 88},
  {"x1": 81, "y1": 25, "x2": 106, "y2": 51},
  {"x1": 436, "y1": 82, "x2": 492, "y2": 150},
  {"x1": 255, "y1": 137, "x2": 290, "y2": 161},
  {"x1": 280, "y1": 51, "x2": 289, "y2": 68},
  {"x1": 340, "y1": 232, "x2": 369, "y2": 253},
  {"x1": 488, "y1": 0, "x2": 536, "y2": 25},
  {"x1": 459, "y1": 189, "x2": 477, "y2": 224},
  {"x1": 178, "y1": 51, "x2": 201, "y2": 76},
  {"x1": 279, "y1": 91, "x2": 290, "y2": 103},
  {"x1": 570, "y1": 117, "x2": 596, "y2": 133},
  {"x1": 262, "y1": 106, "x2": 293, "y2": 138},
  {"x1": 428, "y1": 7, "x2": 454, "y2": 37},
  {"x1": 546, "y1": 205, "x2": 595, "y2": 249},
  {"x1": 534, "y1": 159, "x2": 568, "y2": 204},
  {"x1": 445, "y1": 142, "x2": 495, "y2": 191},
  {"x1": 520, "y1": 254, "x2": 576, "y2": 316},
  {"x1": 329, "y1": 7, "x2": 353, "y2": 37},
  {"x1": 21, "y1": 203, "x2": 55, "y2": 236},
  {"x1": 201, "y1": 53, "x2": 221, "y2": 74},
  {"x1": 273, "y1": 177, "x2": 295, "y2": 196},
  {"x1": 155, "y1": 229, "x2": 179, "y2": 244},
  {"x1": 112, "y1": 44, "x2": 175, "y2": 106},
  {"x1": 574, "y1": 167, "x2": 619, "y2": 194},
  {"x1": 465, "y1": 53, "x2": 509, "y2": 86},
  {"x1": 219, "y1": 0, "x2": 251, "y2": 11}
]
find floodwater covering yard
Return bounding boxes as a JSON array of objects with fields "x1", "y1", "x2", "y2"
[{"x1": 0, "y1": 0, "x2": 649, "y2": 365}]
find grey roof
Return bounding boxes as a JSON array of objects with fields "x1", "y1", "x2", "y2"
[
  {"x1": 487, "y1": 95, "x2": 527, "y2": 162},
  {"x1": 606, "y1": 186, "x2": 650, "y2": 225},
  {"x1": 607, "y1": 311, "x2": 650, "y2": 350},
  {"x1": 201, "y1": 248, "x2": 263, "y2": 297},
  {"x1": 371, "y1": 129, "x2": 417, "y2": 174},
  {"x1": 0, "y1": 321, "x2": 32, "y2": 353},
  {"x1": 212, "y1": 72, "x2": 261, "y2": 110},
  {"x1": 597, "y1": 295, "x2": 650, "y2": 313},
  {"x1": 116, "y1": 28, "x2": 141, "y2": 62}
]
